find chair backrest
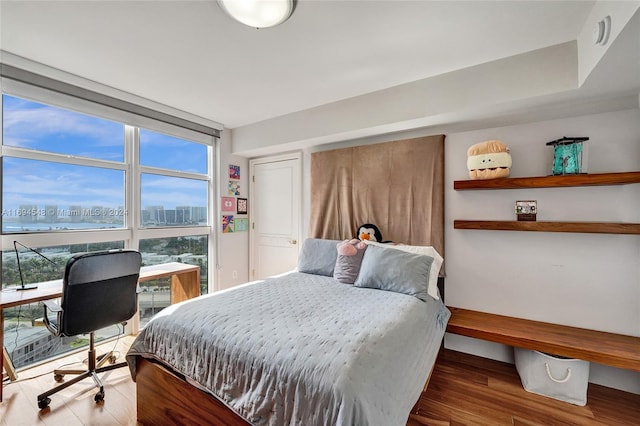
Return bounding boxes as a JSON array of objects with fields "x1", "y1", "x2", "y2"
[{"x1": 59, "y1": 250, "x2": 142, "y2": 336}]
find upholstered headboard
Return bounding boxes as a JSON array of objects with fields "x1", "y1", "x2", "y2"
[{"x1": 309, "y1": 134, "x2": 445, "y2": 257}]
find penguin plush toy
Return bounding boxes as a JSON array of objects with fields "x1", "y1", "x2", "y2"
[{"x1": 357, "y1": 223, "x2": 383, "y2": 242}]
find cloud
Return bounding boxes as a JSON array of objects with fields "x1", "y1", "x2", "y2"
[
  {"x1": 3, "y1": 159, "x2": 124, "y2": 208},
  {"x1": 140, "y1": 129, "x2": 207, "y2": 174},
  {"x1": 4, "y1": 95, "x2": 208, "y2": 171},
  {"x1": 4, "y1": 159, "x2": 207, "y2": 212},
  {"x1": 3, "y1": 95, "x2": 124, "y2": 155},
  {"x1": 141, "y1": 175, "x2": 207, "y2": 208}
]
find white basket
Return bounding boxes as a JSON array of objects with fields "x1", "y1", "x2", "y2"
[{"x1": 514, "y1": 348, "x2": 590, "y2": 406}]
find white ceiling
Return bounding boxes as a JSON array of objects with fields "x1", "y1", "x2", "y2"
[{"x1": 0, "y1": 1, "x2": 598, "y2": 129}]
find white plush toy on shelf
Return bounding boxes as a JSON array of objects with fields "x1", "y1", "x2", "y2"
[{"x1": 467, "y1": 139, "x2": 512, "y2": 180}]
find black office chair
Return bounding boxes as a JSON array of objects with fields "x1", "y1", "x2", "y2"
[{"x1": 37, "y1": 250, "x2": 142, "y2": 409}]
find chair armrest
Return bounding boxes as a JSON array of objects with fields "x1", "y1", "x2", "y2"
[
  {"x1": 42, "y1": 300, "x2": 63, "y2": 336},
  {"x1": 42, "y1": 300, "x2": 62, "y2": 312}
]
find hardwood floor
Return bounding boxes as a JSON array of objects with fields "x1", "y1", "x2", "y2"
[
  {"x1": 409, "y1": 349, "x2": 640, "y2": 426},
  {"x1": 2, "y1": 338, "x2": 638, "y2": 425},
  {"x1": 1, "y1": 335, "x2": 137, "y2": 426}
]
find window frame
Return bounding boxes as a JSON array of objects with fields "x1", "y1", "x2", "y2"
[{"x1": 1, "y1": 76, "x2": 218, "y2": 295}]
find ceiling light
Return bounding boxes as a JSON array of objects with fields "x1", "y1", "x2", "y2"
[{"x1": 217, "y1": 0, "x2": 295, "y2": 29}]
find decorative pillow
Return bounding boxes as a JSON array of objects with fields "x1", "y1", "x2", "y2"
[
  {"x1": 362, "y1": 241, "x2": 443, "y2": 300},
  {"x1": 333, "y1": 239, "x2": 367, "y2": 284},
  {"x1": 354, "y1": 244, "x2": 434, "y2": 302},
  {"x1": 297, "y1": 238, "x2": 341, "y2": 276}
]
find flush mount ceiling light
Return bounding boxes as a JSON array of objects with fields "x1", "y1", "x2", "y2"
[{"x1": 217, "y1": 0, "x2": 295, "y2": 29}]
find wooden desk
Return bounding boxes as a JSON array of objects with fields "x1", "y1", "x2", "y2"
[
  {"x1": 447, "y1": 307, "x2": 640, "y2": 372},
  {"x1": 138, "y1": 262, "x2": 201, "y2": 304},
  {"x1": 0, "y1": 262, "x2": 200, "y2": 402}
]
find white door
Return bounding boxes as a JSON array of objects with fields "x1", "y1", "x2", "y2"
[{"x1": 250, "y1": 154, "x2": 301, "y2": 280}]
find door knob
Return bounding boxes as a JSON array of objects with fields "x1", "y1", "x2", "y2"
[{"x1": 289, "y1": 239, "x2": 297, "y2": 245}]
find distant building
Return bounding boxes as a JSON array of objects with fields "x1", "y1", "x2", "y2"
[
  {"x1": 191, "y1": 206, "x2": 207, "y2": 224},
  {"x1": 18, "y1": 204, "x2": 38, "y2": 223},
  {"x1": 145, "y1": 206, "x2": 166, "y2": 225},
  {"x1": 68, "y1": 205, "x2": 83, "y2": 222},
  {"x1": 176, "y1": 206, "x2": 191, "y2": 224},
  {"x1": 4, "y1": 326, "x2": 61, "y2": 369},
  {"x1": 165, "y1": 209, "x2": 176, "y2": 224},
  {"x1": 44, "y1": 205, "x2": 58, "y2": 223},
  {"x1": 4, "y1": 323, "x2": 126, "y2": 369}
]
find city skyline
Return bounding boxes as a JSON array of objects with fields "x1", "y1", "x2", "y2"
[{"x1": 2, "y1": 202, "x2": 208, "y2": 232}]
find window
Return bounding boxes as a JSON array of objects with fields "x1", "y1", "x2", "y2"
[
  {"x1": 3, "y1": 158, "x2": 125, "y2": 232},
  {"x1": 139, "y1": 127, "x2": 210, "y2": 229},
  {"x1": 2, "y1": 94, "x2": 124, "y2": 161},
  {"x1": 1, "y1": 80, "x2": 217, "y2": 370},
  {"x1": 140, "y1": 174, "x2": 208, "y2": 228},
  {"x1": 140, "y1": 128, "x2": 206, "y2": 174},
  {"x1": 137, "y1": 235, "x2": 208, "y2": 327}
]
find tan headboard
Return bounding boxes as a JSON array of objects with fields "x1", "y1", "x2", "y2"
[{"x1": 309, "y1": 134, "x2": 444, "y2": 257}]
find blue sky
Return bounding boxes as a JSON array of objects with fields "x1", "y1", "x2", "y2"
[{"x1": 2, "y1": 95, "x2": 209, "y2": 217}]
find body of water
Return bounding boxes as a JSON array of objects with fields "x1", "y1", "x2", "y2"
[{"x1": 2, "y1": 221, "x2": 121, "y2": 233}]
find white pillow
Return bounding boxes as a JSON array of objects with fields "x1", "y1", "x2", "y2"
[{"x1": 363, "y1": 241, "x2": 443, "y2": 300}]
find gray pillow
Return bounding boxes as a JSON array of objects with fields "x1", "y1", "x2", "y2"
[
  {"x1": 297, "y1": 238, "x2": 341, "y2": 276},
  {"x1": 354, "y1": 244, "x2": 434, "y2": 302}
]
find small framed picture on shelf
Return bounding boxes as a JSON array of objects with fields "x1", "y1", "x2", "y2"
[
  {"x1": 237, "y1": 198, "x2": 247, "y2": 215},
  {"x1": 515, "y1": 200, "x2": 537, "y2": 221}
]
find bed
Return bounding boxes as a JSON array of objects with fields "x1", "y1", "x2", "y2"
[{"x1": 126, "y1": 238, "x2": 450, "y2": 425}]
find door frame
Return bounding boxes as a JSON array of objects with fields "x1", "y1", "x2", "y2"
[{"x1": 249, "y1": 152, "x2": 302, "y2": 280}]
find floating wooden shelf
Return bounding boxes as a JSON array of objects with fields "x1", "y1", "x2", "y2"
[
  {"x1": 454, "y1": 171, "x2": 640, "y2": 234},
  {"x1": 447, "y1": 308, "x2": 640, "y2": 372},
  {"x1": 453, "y1": 220, "x2": 640, "y2": 235},
  {"x1": 454, "y1": 171, "x2": 640, "y2": 190}
]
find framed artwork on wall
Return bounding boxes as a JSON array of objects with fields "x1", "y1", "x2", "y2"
[
  {"x1": 228, "y1": 181, "x2": 240, "y2": 196},
  {"x1": 237, "y1": 198, "x2": 247, "y2": 215},
  {"x1": 229, "y1": 164, "x2": 240, "y2": 180},
  {"x1": 235, "y1": 218, "x2": 249, "y2": 232},
  {"x1": 221, "y1": 196, "x2": 236, "y2": 212},
  {"x1": 222, "y1": 215, "x2": 234, "y2": 233}
]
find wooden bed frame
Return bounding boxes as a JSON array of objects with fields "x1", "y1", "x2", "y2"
[
  {"x1": 135, "y1": 356, "x2": 250, "y2": 426},
  {"x1": 133, "y1": 277, "x2": 445, "y2": 425},
  {"x1": 134, "y1": 356, "x2": 434, "y2": 426}
]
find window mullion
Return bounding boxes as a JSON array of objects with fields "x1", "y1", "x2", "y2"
[
  {"x1": 127, "y1": 125, "x2": 140, "y2": 247},
  {"x1": 2, "y1": 146, "x2": 127, "y2": 170},
  {"x1": 139, "y1": 165, "x2": 208, "y2": 181},
  {"x1": 210, "y1": 141, "x2": 220, "y2": 293}
]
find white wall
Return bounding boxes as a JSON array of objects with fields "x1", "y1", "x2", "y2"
[
  {"x1": 577, "y1": 1, "x2": 640, "y2": 85},
  {"x1": 444, "y1": 108, "x2": 640, "y2": 394},
  {"x1": 299, "y1": 107, "x2": 640, "y2": 394},
  {"x1": 233, "y1": 42, "x2": 579, "y2": 155},
  {"x1": 217, "y1": 129, "x2": 250, "y2": 290}
]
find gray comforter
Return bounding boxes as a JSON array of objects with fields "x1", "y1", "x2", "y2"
[{"x1": 127, "y1": 272, "x2": 450, "y2": 426}]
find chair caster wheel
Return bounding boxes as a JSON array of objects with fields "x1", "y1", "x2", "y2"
[
  {"x1": 54, "y1": 374, "x2": 64, "y2": 382},
  {"x1": 94, "y1": 391, "x2": 105, "y2": 403},
  {"x1": 38, "y1": 397, "x2": 51, "y2": 409},
  {"x1": 109, "y1": 355, "x2": 117, "y2": 364}
]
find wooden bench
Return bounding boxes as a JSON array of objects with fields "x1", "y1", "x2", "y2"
[{"x1": 446, "y1": 307, "x2": 640, "y2": 372}]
